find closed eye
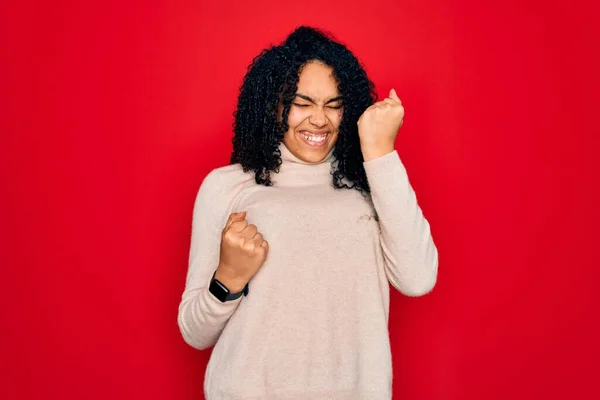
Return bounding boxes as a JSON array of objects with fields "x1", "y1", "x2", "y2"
[{"x1": 292, "y1": 103, "x2": 343, "y2": 110}]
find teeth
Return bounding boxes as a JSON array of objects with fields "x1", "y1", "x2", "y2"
[{"x1": 301, "y1": 132, "x2": 327, "y2": 143}]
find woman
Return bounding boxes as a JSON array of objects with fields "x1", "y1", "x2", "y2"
[{"x1": 178, "y1": 26, "x2": 438, "y2": 399}]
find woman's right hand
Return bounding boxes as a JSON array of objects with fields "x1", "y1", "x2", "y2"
[{"x1": 215, "y1": 211, "x2": 269, "y2": 292}]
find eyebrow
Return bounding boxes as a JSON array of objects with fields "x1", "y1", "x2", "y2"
[{"x1": 294, "y1": 93, "x2": 344, "y2": 105}]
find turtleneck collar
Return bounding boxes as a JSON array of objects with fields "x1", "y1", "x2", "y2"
[
  {"x1": 272, "y1": 142, "x2": 336, "y2": 187},
  {"x1": 278, "y1": 142, "x2": 335, "y2": 165}
]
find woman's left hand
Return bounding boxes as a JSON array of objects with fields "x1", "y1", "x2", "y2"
[{"x1": 357, "y1": 88, "x2": 404, "y2": 161}]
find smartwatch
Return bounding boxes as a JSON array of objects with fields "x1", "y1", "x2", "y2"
[{"x1": 208, "y1": 271, "x2": 249, "y2": 303}]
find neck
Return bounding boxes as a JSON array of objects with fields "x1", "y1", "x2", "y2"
[
  {"x1": 279, "y1": 142, "x2": 335, "y2": 165},
  {"x1": 272, "y1": 142, "x2": 336, "y2": 187}
]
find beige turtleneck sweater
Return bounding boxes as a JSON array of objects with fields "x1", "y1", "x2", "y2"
[{"x1": 178, "y1": 143, "x2": 438, "y2": 399}]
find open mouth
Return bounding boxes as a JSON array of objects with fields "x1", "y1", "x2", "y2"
[{"x1": 298, "y1": 130, "x2": 329, "y2": 147}]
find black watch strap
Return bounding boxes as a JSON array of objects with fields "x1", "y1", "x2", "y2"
[{"x1": 208, "y1": 271, "x2": 249, "y2": 303}]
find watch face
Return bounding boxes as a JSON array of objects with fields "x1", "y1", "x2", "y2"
[{"x1": 209, "y1": 278, "x2": 230, "y2": 303}]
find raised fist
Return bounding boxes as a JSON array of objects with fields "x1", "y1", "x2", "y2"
[
  {"x1": 215, "y1": 211, "x2": 269, "y2": 292},
  {"x1": 357, "y1": 88, "x2": 404, "y2": 161}
]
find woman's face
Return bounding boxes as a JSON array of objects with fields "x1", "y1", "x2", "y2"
[{"x1": 281, "y1": 61, "x2": 343, "y2": 163}]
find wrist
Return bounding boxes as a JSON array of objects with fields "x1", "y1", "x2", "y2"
[
  {"x1": 214, "y1": 265, "x2": 248, "y2": 293},
  {"x1": 360, "y1": 143, "x2": 395, "y2": 162}
]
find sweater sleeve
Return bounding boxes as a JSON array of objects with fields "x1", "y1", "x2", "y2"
[
  {"x1": 363, "y1": 150, "x2": 438, "y2": 296},
  {"x1": 177, "y1": 169, "x2": 244, "y2": 350}
]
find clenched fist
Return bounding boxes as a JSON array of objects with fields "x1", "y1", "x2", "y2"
[
  {"x1": 357, "y1": 88, "x2": 405, "y2": 161},
  {"x1": 215, "y1": 211, "x2": 269, "y2": 292}
]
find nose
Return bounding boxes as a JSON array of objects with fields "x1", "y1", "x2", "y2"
[{"x1": 308, "y1": 107, "x2": 328, "y2": 128}]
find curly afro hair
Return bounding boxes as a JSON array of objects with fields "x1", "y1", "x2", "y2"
[{"x1": 231, "y1": 26, "x2": 377, "y2": 194}]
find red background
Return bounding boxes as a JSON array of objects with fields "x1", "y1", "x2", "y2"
[{"x1": 1, "y1": 0, "x2": 599, "y2": 399}]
